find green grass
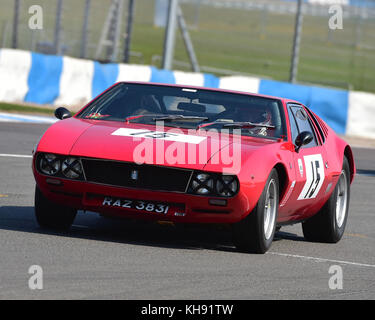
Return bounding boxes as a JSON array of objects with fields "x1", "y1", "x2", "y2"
[
  {"x1": 132, "y1": 1, "x2": 375, "y2": 92},
  {"x1": 0, "y1": 0, "x2": 374, "y2": 93},
  {"x1": 0, "y1": 102, "x2": 55, "y2": 115}
]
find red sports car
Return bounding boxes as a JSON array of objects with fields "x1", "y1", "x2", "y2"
[{"x1": 32, "y1": 82, "x2": 355, "y2": 253}]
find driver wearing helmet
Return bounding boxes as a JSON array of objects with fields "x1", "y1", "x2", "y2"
[{"x1": 234, "y1": 105, "x2": 274, "y2": 137}]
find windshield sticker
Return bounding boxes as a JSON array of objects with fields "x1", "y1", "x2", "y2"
[
  {"x1": 85, "y1": 113, "x2": 111, "y2": 119},
  {"x1": 112, "y1": 128, "x2": 207, "y2": 144}
]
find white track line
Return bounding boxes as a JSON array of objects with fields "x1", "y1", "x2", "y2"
[
  {"x1": 0, "y1": 153, "x2": 32, "y2": 158},
  {"x1": 268, "y1": 252, "x2": 375, "y2": 269},
  {"x1": 0, "y1": 112, "x2": 56, "y2": 124}
]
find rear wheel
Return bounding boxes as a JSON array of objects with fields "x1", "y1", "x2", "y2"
[
  {"x1": 34, "y1": 186, "x2": 77, "y2": 230},
  {"x1": 233, "y1": 169, "x2": 279, "y2": 254},
  {"x1": 302, "y1": 157, "x2": 350, "y2": 243}
]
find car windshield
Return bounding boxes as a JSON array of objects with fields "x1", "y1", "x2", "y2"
[{"x1": 77, "y1": 83, "x2": 286, "y2": 139}]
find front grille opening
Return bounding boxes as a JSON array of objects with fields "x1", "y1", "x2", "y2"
[{"x1": 81, "y1": 158, "x2": 192, "y2": 193}]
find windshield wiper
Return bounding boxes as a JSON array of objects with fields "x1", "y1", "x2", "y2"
[
  {"x1": 152, "y1": 115, "x2": 209, "y2": 122},
  {"x1": 222, "y1": 121, "x2": 275, "y2": 129},
  {"x1": 125, "y1": 115, "x2": 145, "y2": 123},
  {"x1": 197, "y1": 121, "x2": 275, "y2": 130}
]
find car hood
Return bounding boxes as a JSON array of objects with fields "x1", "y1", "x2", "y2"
[{"x1": 38, "y1": 117, "x2": 278, "y2": 171}]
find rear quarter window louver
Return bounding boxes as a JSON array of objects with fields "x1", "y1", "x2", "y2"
[
  {"x1": 306, "y1": 109, "x2": 328, "y2": 143},
  {"x1": 316, "y1": 116, "x2": 329, "y2": 138}
]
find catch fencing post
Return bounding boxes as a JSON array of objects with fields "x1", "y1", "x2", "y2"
[
  {"x1": 124, "y1": 0, "x2": 135, "y2": 63},
  {"x1": 162, "y1": 0, "x2": 178, "y2": 70},
  {"x1": 290, "y1": 0, "x2": 304, "y2": 83},
  {"x1": 177, "y1": 5, "x2": 200, "y2": 72},
  {"x1": 80, "y1": 0, "x2": 91, "y2": 59},
  {"x1": 54, "y1": 0, "x2": 64, "y2": 55},
  {"x1": 12, "y1": 0, "x2": 20, "y2": 49}
]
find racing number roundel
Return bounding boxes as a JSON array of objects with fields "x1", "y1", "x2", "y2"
[{"x1": 297, "y1": 154, "x2": 325, "y2": 200}]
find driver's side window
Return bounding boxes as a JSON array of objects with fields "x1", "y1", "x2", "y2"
[{"x1": 288, "y1": 105, "x2": 318, "y2": 148}]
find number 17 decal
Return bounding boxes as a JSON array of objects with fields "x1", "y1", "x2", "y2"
[{"x1": 297, "y1": 154, "x2": 325, "y2": 200}]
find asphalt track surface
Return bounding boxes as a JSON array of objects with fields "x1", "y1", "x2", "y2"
[{"x1": 0, "y1": 122, "x2": 374, "y2": 300}]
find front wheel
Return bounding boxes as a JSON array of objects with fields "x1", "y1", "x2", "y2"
[
  {"x1": 302, "y1": 157, "x2": 351, "y2": 243},
  {"x1": 34, "y1": 186, "x2": 77, "y2": 230},
  {"x1": 232, "y1": 169, "x2": 279, "y2": 254}
]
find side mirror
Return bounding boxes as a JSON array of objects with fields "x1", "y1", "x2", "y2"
[
  {"x1": 295, "y1": 131, "x2": 313, "y2": 153},
  {"x1": 55, "y1": 107, "x2": 72, "y2": 120}
]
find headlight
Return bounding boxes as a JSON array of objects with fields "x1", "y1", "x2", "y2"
[
  {"x1": 36, "y1": 153, "x2": 84, "y2": 180},
  {"x1": 61, "y1": 157, "x2": 83, "y2": 179},
  {"x1": 216, "y1": 175, "x2": 239, "y2": 197},
  {"x1": 191, "y1": 173, "x2": 214, "y2": 195},
  {"x1": 39, "y1": 153, "x2": 60, "y2": 175},
  {"x1": 189, "y1": 172, "x2": 239, "y2": 197}
]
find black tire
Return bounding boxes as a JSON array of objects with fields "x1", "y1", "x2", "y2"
[
  {"x1": 302, "y1": 157, "x2": 350, "y2": 243},
  {"x1": 34, "y1": 186, "x2": 77, "y2": 230},
  {"x1": 232, "y1": 169, "x2": 279, "y2": 254}
]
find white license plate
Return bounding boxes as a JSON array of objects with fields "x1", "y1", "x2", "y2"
[{"x1": 102, "y1": 197, "x2": 169, "y2": 214}]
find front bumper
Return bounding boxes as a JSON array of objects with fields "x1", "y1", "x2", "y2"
[{"x1": 33, "y1": 168, "x2": 258, "y2": 224}]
